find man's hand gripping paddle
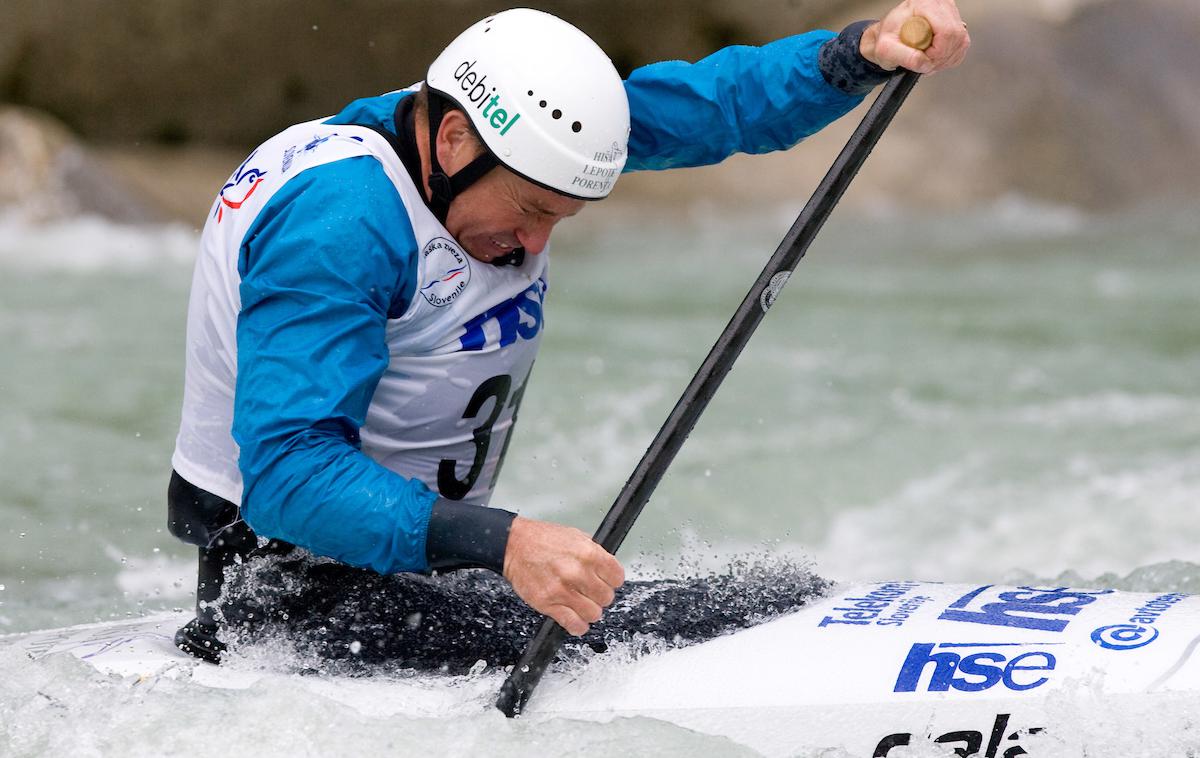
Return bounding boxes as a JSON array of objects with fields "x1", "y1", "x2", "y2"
[{"x1": 496, "y1": 17, "x2": 935, "y2": 718}]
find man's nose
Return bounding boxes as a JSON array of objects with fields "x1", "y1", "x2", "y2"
[{"x1": 516, "y1": 220, "x2": 554, "y2": 255}]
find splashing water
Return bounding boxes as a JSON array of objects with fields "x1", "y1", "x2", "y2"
[
  {"x1": 1, "y1": 201, "x2": 1199, "y2": 755},
  {"x1": 215, "y1": 552, "x2": 828, "y2": 676}
]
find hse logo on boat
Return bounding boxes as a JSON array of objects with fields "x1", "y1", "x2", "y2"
[
  {"x1": 421, "y1": 237, "x2": 471, "y2": 307},
  {"x1": 1091, "y1": 592, "x2": 1188, "y2": 650},
  {"x1": 453, "y1": 60, "x2": 521, "y2": 135},
  {"x1": 893, "y1": 642, "x2": 1059, "y2": 693},
  {"x1": 214, "y1": 151, "x2": 268, "y2": 223},
  {"x1": 938, "y1": 585, "x2": 1113, "y2": 632},
  {"x1": 818, "y1": 581, "x2": 932, "y2": 628},
  {"x1": 873, "y1": 713, "x2": 1044, "y2": 757},
  {"x1": 459, "y1": 278, "x2": 546, "y2": 351}
]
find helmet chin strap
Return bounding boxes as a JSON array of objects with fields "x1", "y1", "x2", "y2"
[{"x1": 426, "y1": 92, "x2": 501, "y2": 227}]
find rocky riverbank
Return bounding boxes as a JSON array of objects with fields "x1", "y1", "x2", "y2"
[{"x1": 2, "y1": 0, "x2": 1197, "y2": 223}]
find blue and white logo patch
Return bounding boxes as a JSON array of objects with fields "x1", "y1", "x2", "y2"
[{"x1": 420, "y1": 237, "x2": 471, "y2": 307}]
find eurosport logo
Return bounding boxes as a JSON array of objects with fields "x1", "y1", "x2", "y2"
[
  {"x1": 1090, "y1": 592, "x2": 1187, "y2": 650},
  {"x1": 214, "y1": 151, "x2": 268, "y2": 223},
  {"x1": 893, "y1": 642, "x2": 1059, "y2": 693},
  {"x1": 420, "y1": 237, "x2": 470, "y2": 307},
  {"x1": 938, "y1": 585, "x2": 1112, "y2": 633},
  {"x1": 873, "y1": 713, "x2": 1044, "y2": 758}
]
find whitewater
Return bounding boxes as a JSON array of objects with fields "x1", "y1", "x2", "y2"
[{"x1": 1, "y1": 198, "x2": 1198, "y2": 756}]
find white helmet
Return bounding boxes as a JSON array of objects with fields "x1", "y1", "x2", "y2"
[{"x1": 426, "y1": 9, "x2": 630, "y2": 202}]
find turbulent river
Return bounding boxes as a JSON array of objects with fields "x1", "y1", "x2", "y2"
[{"x1": 0, "y1": 198, "x2": 1197, "y2": 755}]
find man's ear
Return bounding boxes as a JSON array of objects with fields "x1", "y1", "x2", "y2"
[{"x1": 436, "y1": 110, "x2": 483, "y2": 173}]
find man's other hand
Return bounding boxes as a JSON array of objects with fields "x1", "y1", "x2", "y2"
[
  {"x1": 502, "y1": 516, "x2": 625, "y2": 636},
  {"x1": 860, "y1": 0, "x2": 971, "y2": 75}
]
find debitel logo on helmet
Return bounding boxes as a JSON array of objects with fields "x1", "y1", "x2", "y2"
[
  {"x1": 453, "y1": 59, "x2": 521, "y2": 136},
  {"x1": 427, "y1": 8, "x2": 629, "y2": 199}
]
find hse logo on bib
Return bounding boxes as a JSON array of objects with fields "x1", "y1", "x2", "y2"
[{"x1": 420, "y1": 237, "x2": 471, "y2": 307}]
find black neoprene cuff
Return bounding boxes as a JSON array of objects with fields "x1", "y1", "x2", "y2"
[
  {"x1": 818, "y1": 19, "x2": 896, "y2": 96},
  {"x1": 425, "y1": 498, "x2": 517, "y2": 573}
]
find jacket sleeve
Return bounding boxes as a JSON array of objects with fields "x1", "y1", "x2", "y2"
[
  {"x1": 623, "y1": 30, "x2": 866, "y2": 172},
  {"x1": 232, "y1": 156, "x2": 436, "y2": 575}
]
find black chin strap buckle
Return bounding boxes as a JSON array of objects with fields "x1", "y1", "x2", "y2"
[
  {"x1": 428, "y1": 170, "x2": 454, "y2": 223},
  {"x1": 429, "y1": 171, "x2": 453, "y2": 202},
  {"x1": 491, "y1": 247, "x2": 526, "y2": 267}
]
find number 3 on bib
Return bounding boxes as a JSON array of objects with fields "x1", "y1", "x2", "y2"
[{"x1": 437, "y1": 370, "x2": 530, "y2": 500}]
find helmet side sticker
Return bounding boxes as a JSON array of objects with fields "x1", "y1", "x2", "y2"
[
  {"x1": 454, "y1": 60, "x2": 522, "y2": 136},
  {"x1": 572, "y1": 139, "x2": 625, "y2": 195}
]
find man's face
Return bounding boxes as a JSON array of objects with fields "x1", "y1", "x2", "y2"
[{"x1": 444, "y1": 167, "x2": 586, "y2": 263}]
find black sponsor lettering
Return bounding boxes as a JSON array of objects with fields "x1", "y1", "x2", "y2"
[{"x1": 874, "y1": 714, "x2": 1044, "y2": 757}]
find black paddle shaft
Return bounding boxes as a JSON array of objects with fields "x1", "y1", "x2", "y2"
[{"x1": 497, "y1": 70, "x2": 923, "y2": 717}]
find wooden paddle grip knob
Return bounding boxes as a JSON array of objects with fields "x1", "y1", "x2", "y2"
[{"x1": 900, "y1": 16, "x2": 934, "y2": 50}]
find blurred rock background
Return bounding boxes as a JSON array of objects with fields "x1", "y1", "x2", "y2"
[{"x1": 1, "y1": 0, "x2": 1197, "y2": 224}]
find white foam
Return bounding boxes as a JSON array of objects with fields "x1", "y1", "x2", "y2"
[
  {"x1": 0, "y1": 213, "x2": 197, "y2": 273},
  {"x1": 110, "y1": 549, "x2": 196, "y2": 603},
  {"x1": 812, "y1": 451, "x2": 1200, "y2": 584}
]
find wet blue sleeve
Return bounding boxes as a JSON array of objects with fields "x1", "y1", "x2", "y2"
[
  {"x1": 233, "y1": 156, "x2": 434, "y2": 574},
  {"x1": 623, "y1": 30, "x2": 866, "y2": 172}
]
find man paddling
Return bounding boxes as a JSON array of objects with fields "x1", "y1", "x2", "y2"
[{"x1": 168, "y1": 3, "x2": 969, "y2": 660}]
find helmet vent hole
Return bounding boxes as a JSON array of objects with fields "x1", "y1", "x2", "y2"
[
  {"x1": 539, "y1": 100, "x2": 547, "y2": 108},
  {"x1": 527, "y1": 90, "x2": 534, "y2": 96},
  {"x1": 571, "y1": 121, "x2": 582, "y2": 133},
  {"x1": 551, "y1": 109, "x2": 562, "y2": 119}
]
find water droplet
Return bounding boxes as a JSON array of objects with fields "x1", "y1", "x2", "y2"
[
  {"x1": 152, "y1": 547, "x2": 160, "y2": 553},
  {"x1": 704, "y1": 468, "x2": 712, "y2": 477},
  {"x1": 0, "y1": 584, "x2": 5, "y2": 591},
  {"x1": 311, "y1": 24, "x2": 319, "y2": 30},
  {"x1": 349, "y1": 640, "x2": 362, "y2": 654},
  {"x1": 18, "y1": 532, "x2": 25, "y2": 539}
]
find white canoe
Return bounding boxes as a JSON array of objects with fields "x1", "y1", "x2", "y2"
[{"x1": 5, "y1": 580, "x2": 1198, "y2": 756}]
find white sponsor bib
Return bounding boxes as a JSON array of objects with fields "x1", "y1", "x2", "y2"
[{"x1": 173, "y1": 112, "x2": 546, "y2": 506}]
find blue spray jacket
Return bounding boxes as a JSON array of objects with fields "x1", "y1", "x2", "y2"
[{"x1": 232, "y1": 29, "x2": 875, "y2": 575}]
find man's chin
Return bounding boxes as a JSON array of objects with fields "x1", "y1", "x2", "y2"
[
  {"x1": 462, "y1": 245, "x2": 497, "y2": 263},
  {"x1": 462, "y1": 238, "x2": 516, "y2": 263}
]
